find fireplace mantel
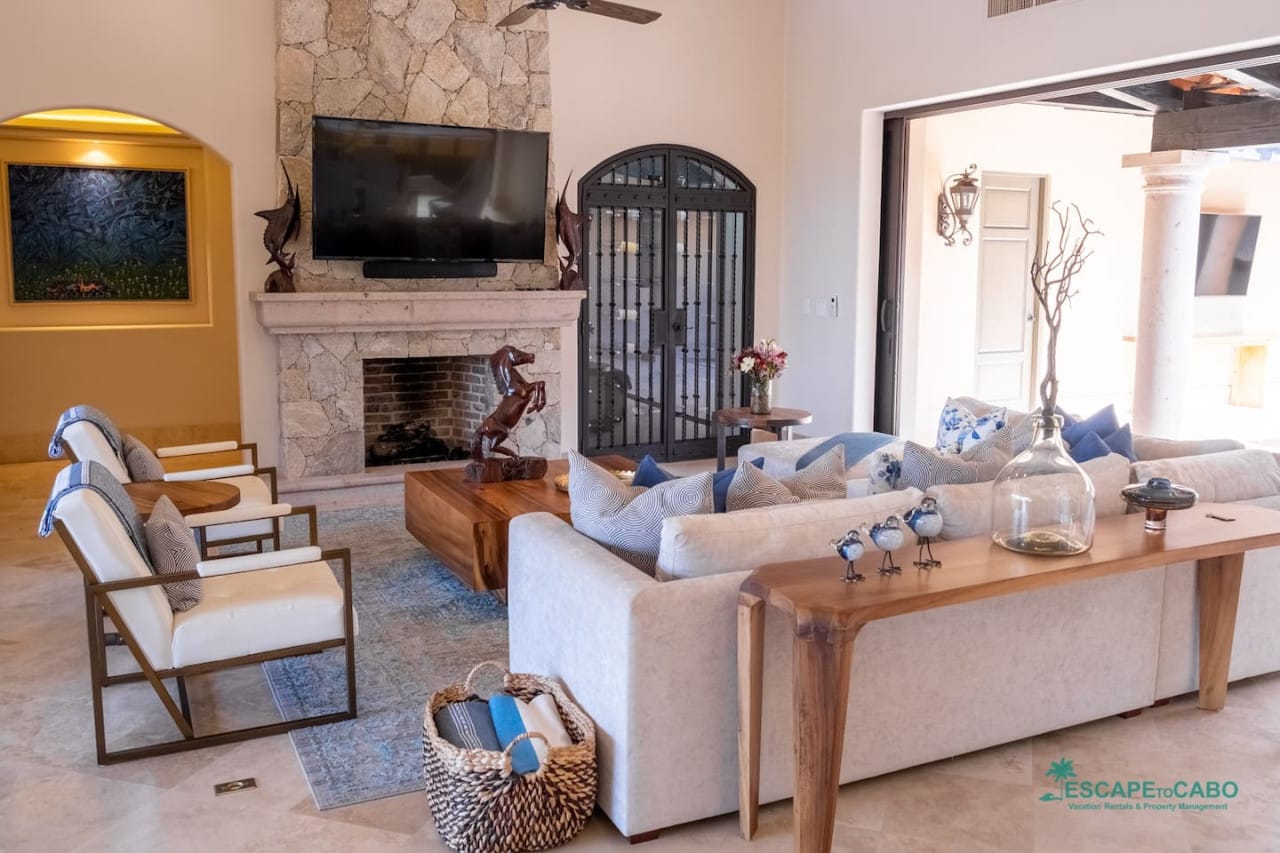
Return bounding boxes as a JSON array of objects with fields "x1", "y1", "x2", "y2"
[{"x1": 250, "y1": 290, "x2": 586, "y2": 335}]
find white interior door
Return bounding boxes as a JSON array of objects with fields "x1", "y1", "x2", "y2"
[{"x1": 974, "y1": 172, "x2": 1045, "y2": 411}]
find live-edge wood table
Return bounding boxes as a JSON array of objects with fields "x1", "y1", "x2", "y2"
[
  {"x1": 405, "y1": 454, "x2": 635, "y2": 593},
  {"x1": 123, "y1": 480, "x2": 240, "y2": 517},
  {"x1": 736, "y1": 503, "x2": 1280, "y2": 853}
]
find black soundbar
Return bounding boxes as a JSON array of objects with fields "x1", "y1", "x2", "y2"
[{"x1": 361, "y1": 260, "x2": 498, "y2": 279}]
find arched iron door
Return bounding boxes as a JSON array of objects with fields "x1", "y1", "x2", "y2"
[{"x1": 578, "y1": 146, "x2": 756, "y2": 461}]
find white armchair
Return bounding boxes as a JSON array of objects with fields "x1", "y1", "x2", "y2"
[
  {"x1": 54, "y1": 416, "x2": 304, "y2": 556},
  {"x1": 47, "y1": 478, "x2": 356, "y2": 764}
]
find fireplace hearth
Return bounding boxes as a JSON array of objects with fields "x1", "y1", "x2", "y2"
[{"x1": 363, "y1": 356, "x2": 496, "y2": 468}]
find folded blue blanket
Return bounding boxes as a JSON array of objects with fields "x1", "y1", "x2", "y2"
[
  {"x1": 433, "y1": 700, "x2": 501, "y2": 751},
  {"x1": 38, "y1": 461, "x2": 151, "y2": 568},
  {"x1": 49, "y1": 404, "x2": 123, "y2": 462},
  {"x1": 489, "y1": 694, "x2": 540, "y2": 774},
  {"x1": 797, "y1": 432, "x2": 896, "y2": 471}
]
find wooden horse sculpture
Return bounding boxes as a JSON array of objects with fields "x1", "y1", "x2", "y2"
[{"x1": 466, "y1": 346, "x2": 549, "y2": 483}]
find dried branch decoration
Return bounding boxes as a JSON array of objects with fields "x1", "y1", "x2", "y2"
[{"x1": 1030, "y1": 202, "x2": 1103, "y2": 416}]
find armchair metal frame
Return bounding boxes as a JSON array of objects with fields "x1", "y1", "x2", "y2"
[{"x1": 56, "y1": 520, "x2": 357, "y2": 765}]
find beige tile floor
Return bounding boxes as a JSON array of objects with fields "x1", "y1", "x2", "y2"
[{"x1": 4, "y1": 459, "x2": 1280, "y2": 852}]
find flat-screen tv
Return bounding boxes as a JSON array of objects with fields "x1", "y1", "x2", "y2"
[
  {"x1": 312, "y1": 117, "x2": 549, "y2": 262},
  {"x1": 1195, "y1": 213, "x2": 1262, "y2": 297}
]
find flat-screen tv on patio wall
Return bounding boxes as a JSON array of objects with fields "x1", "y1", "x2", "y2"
[{"x1": 311, "y1": 116, "x2": 549, "y2": 263}]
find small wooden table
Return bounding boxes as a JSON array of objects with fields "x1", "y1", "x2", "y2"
[
  {"x1": 405, "y1": 455, "x2": 635, "y2": 592},
  {"x1": 736, "y1": 504, "x2": 1280, "y2": 853},
  {"x1": 715, "y1": 407, "x2": 812, "y2": 472},
  {"x1": 123, "y1": 480, "x2": 241, "y2": 517}
]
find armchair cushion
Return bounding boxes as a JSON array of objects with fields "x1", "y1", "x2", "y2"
[
  {"x1": 1131, "y1": 449, "x2": 1280, "y2": 503},
  {"x1": 123, "y1": 435, "x2": 166, "y2": 482},
  {"x1": 143, "y1": 495, "x2": 203, "y2": 612},
  {"x1": 171, "y1": 560, "x2": 349, "y2": 668}
]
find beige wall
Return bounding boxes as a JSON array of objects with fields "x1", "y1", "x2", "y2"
[
  {"x1": 783, "y1": 0, "x2": 1280, "y2": 437},
  {"x1": 0, "y1": 0, "x2": 280, "y2": 461},
  {"x1": 0, "y1": 128, "x2": 241, "y2": 460},
  {"x1": 549, "y1": 0, "x2": 786, "y2": 346}
]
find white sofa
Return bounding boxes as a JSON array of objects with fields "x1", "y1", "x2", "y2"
[{"x1": 508, "y1": 445, "x2": 1280, "y2": 839}]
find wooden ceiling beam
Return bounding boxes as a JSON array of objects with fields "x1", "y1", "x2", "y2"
[{"x1": 1152, "y1": 97, "x2": 1280, "y2": 151}]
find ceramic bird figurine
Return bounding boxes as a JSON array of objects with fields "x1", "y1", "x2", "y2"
[
  {"x1": 905, "y1": 496, "x2": 944, "y2": 569},
  {"x1": 868, "y1": 515, "x2": 906, "y2": 576},
  {"x1": 255, "y1": 165, "x2": 301, "y2": 293},
  {"x1": 830, "y1": 528, "x2": 865, "y2": 583}
]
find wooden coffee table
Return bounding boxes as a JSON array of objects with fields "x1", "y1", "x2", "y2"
[
  {"x1": 736, "y1": 503, "x2": 1280, "y2": 853},
  {"x1": 123, "y1": 480, "x2": 241, "y2": 517},
  {"x1": 405, "y1": 454, "x2": 635, "y2": 593}
]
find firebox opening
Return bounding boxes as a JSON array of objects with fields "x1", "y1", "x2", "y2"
[{"x1": 363, "y1": 356, "x2": 496, "y2": 468}]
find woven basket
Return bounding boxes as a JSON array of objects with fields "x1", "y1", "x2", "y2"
[{"x1": 422, "y1": 662, "x2": 597, "y2": 853}]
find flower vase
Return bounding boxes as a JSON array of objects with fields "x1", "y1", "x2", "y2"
[
  {"x1": 991, "y1": 413, "x2": 1095, "y2": 555},
  {"x1": 750, "y1": 380, "x2": 773, "y2": 415}
]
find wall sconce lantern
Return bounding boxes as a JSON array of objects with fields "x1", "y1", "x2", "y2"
[{"x1": 937, "y1": 164, "x2": 980, "y2": 247}]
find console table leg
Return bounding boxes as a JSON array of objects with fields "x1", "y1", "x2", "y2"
[
  {"x1": 1197, "y1": 552, "x2": 1245, "y2": 711},
  {"x1": 793, "y1": 623, "x2": 856, "y2": 853},
  {"x1": 737, "y1": 591, "x2": 765, "y2": 840}
]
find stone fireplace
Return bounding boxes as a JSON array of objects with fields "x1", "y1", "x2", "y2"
[
  {"x1": 251, "y1": 290, "x2": 584, "y2": 481},
  {"x1": 363, "y1": 355, "x2": 495, "y2": 466}
]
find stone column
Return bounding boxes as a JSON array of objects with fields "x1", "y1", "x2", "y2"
[{"x1": 1121, "y1": 150, "x2": 1226, "y2": 438}]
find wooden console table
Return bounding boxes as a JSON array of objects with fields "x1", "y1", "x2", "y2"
[
  {"x1": 405, "y1": 455, "x2": 634, "y2": 592},
  {"x1": 736, "y1": 504, "x2": 1280, "y2": 853}
]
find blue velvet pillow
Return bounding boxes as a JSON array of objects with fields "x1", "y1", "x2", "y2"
[
  {"x1": 1103, "y1": 424, "x2": 1136, "y2": 462},
  {"x1": 631, "y1": 455, "x2": 763, "y2": 513},
  {"x1": 1061, "y1": 405, "x2": 1120, "y2": 448},
  {"x1": 1068, "y1": 431, "x2": 1112, "y2": 464}
]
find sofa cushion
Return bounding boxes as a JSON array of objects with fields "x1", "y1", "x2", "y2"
[
  {"x1": 1131, "y1": 449, "x2": 1280, "y2": 503},
  {"x1": 142, "y1": 495, "x2": 203, "y2": 612},
  {"x1": 868, "y1": 448, "x2": 903, "y2": 494},
  {"x1": 1131, "y1": 435, "x2": 1245, "y2": 461},
  {"x1": 568, "y1": 451, "x2": 713, "y2": 574},
  {"x1": 926, "y1": 453, "x2": 1132, "y2": 540},
  {"x1": 936, "y1": 397, "x2": 1007, "y2": 455},
  {"x1": 656, "y1": 487, "x2": 925, "y2": 581},
  {"x1": 795, "y1": 432, "x2": 896, "y2": 470},
  {"x1": 633, "y1": 455, "x2": 762, "y2": 513},
  {"x1": 1061, "y1": 405, "x2": 1121, "y2": 448},
  {"x1": 726, "y1": 445, "x2": 846, "y2": 511},
  {"x1": 1067, "y1": 431, "x2": 1112, "y2": 465},
  {"x1": 899, "y1": 440, "x2": 1009, "y2": 491}
]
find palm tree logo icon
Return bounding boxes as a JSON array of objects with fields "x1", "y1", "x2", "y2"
[{"x1": 1041, "y1": 757, "x2": 1077, "y2": 801}]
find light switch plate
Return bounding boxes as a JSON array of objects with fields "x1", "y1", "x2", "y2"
[{"x1": 214, "y1": 778, "x2": 258, "y2": 796}]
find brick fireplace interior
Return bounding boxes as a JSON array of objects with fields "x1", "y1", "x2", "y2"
[{"x1": 363, "y1": 356, "x2": 497, "y2": 468}]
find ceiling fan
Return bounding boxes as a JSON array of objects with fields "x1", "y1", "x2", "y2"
[{"x1": 497, "y1": 0, "x2": 661, "y2": 28}]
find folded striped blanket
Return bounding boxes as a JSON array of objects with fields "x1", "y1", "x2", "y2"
[
  {"x1": 432, "y1": 700, "x2": 501, "y2": 751},
  {"x1": 489, "y1": 693, "x2": 572, "y2": 773},
  {"x1": 49, "y1": 404, "x2": 123, "y2": 462},
  {"x1": 39, "y1": 461, "x2": 151, "y2": 568}
]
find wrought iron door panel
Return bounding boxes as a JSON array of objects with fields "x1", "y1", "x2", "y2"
[{"x1": 580, "y1": 147, "x2": 755, "y2": 461}]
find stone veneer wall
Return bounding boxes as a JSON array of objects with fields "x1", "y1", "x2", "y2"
[
  {"x1": 276, "y1": 0, "x2": 558, "y2": 292},
  {"x1": 279, "y1": 327, "x2": 561, "y2": 478}
]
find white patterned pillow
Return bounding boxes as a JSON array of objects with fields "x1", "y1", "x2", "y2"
[
  {"x1": 868, "y1": 449, "x2": 904, "y2": 494},
  {"x1": 123, "y1": 434, "x2": 165, "y2": 482},
  {"x1": 726, "y1": 445, "x2": 846, "y2": 511},
  {"x1": 900, "y1": 440, "x2": 1010, "y2": 490},
  {"x1": 142, "y1": 495, "x2": 203, "y2": 612},
  {"x1": 568, "y1": 451, "x2": 713, "y2": 574},
  {"x1": 936, "y1": 398, "x2": 1008, "y2": 455}
]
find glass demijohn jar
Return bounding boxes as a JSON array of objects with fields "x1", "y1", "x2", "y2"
[{"x1": 991, "y1": 413, "x2": 1096, "y2": 555}]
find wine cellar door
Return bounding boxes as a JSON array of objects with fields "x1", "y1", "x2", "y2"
[{"x1": 579, "y1": 145, "x2": 756, "y2": 461}]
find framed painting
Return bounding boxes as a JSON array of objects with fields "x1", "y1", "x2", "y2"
[{"x1": 6, "y1": 163, "x2": 190, "y2": 302}]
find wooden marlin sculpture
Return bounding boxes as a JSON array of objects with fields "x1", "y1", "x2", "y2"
[
  {"x1": 555, "y1": 173, "x2": 584, "y2": 290},
  {"x1": 256, "y1": 165, "x2": 301, "y2": 293}
]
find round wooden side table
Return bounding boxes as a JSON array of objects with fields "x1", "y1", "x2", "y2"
[
  {"x1": 123, "y1": 480, "x2": 241, "y2": 517},
  {"x1": 714, "y1": 406, "x2": 813, "y2": 471}
]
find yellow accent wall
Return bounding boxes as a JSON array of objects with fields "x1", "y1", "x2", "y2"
[{"x1": 0, "y1": 125, "x2": 240, "y2": 462}]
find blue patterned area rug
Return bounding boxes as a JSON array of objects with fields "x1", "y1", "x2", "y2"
[{"x1": 263, "y1": 502, "x2": 508, "y2": 810}]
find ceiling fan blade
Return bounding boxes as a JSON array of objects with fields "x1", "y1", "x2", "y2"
[
  {"x1": 497, "y1": 4, "x2": 540, "y2": 27},
  {"x1": 573, "y1": 0, "x2": 661, "y2": 24}
]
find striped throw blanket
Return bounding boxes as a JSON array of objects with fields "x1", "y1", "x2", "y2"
[
  {"x1": 48, "y1": 404, "x2": 124, "y2": 462},
  {"x1": 39, "y1": 461, "x2": 151, "y2": 568}
]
